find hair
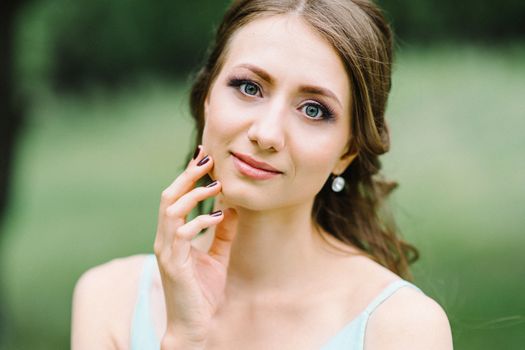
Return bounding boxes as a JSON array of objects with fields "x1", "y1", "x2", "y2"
[{"x1": 188, "y1": 0, "x2": 419, "y2": 279}]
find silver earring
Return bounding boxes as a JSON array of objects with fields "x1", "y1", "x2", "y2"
[{"x1": 331, "y1": 175, "x2": 345, "y2": 192}]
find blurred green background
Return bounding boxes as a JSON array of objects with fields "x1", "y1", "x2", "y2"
[{"x1": 1, "y1": 0, "x2": 524, "y2": 349}]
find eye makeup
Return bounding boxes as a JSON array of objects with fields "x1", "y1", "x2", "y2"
[
  {"x1": 300, "y1": 101, "x2": 336, "y2": 121},
  {"x1": 227, "y1": 75, "x2": 263, "y2": 97},
  {"x1": 226, "y1": 75, "x2": 337, "y2": 122}
]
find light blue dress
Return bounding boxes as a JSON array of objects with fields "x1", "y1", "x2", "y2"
[{"x1": 130, "y1": 254, "x2": 422, "y2": 349}]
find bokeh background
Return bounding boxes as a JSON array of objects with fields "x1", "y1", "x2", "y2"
[{"x1": 1, "y1": 0, "x2": 524, "y2": 349}]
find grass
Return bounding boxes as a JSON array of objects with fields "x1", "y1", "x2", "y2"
[{"x1": 1, "y1": 46, "x2": 524, "y2": 349}]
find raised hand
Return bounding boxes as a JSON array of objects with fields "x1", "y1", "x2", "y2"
[{"x1": 154, "y1": 146, "x2": 238, "y2": 349}]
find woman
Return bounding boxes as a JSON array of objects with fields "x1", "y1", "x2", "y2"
[{"x1": 72, "y1": 0, "x2": 453, "y2": 349}]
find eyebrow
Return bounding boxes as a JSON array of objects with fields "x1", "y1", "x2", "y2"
[
  {"x1": 234, "y1": 63, "x2": 343, "y2": 109},
  {"x1": 300, "y1": 85, "x2": 342, "y2": 109}
]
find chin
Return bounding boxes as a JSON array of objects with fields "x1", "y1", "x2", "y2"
[
  {"x1": 220, "y1": 184, "x2": 261, "y2": 210},
  {"x1": 218, "y1": 181, "x2": 278, "y2": 212},
  {"x1": 213, "y1": 156, "x2": 289, "y2": 211}
]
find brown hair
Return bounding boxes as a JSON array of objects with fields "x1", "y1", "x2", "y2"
[{"x1": 189, "y1": 0, "x2": 419, "y2": 279}]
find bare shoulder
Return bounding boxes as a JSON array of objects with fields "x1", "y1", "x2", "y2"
[
  {"x1": 73, "y1": 254, "x2": 148, "y2": 313},
  {"x1": 365, "y1": 284, "x2": 453, "y2": 349},
  {"x1": 71, "y1": 254, "x2": 151, "y2": 350},
  {"x1": 75, "y1": 254, "x2": 148, "y2": 289}
]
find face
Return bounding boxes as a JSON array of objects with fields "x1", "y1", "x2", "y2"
[{"x1": 202, "y1": 14, "x2": 356, "y2": 211}]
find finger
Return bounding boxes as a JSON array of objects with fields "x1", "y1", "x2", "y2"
[
  {"x1": 169, "y1": 210, "x2": 224, "y2": 267},
  {"x1": 164, "y1": 181, "x2": 221, "y2": 221},
  {"x1": 155, "y1": 180, "x2": 220, "y2": 252},
  {"x1": 176, "y1": 211, "x2": 224, "y2": 241},
  {"x1": 159, "y1": 152, "x2": 213, "y2": 212},
  {"x1": 209, "y1": 208, "x2": 239, "y2": 266},
  {"x1": 157, "y1": 181, "x2": 220, "y2": 247}
]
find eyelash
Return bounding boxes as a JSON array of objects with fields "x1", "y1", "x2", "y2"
[{"x1": 226, "y1": 76, "x2": 336, "y2": 121}]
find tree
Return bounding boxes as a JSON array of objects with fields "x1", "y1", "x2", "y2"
[{"x1": 0, "y1": 0, "x2": 27, "y2": 344}]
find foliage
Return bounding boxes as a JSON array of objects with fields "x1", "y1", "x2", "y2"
[
  {"x1": 2, "y1": 46, "x2": 524, "y2": 349},
  {"x1": 378, "y1": 0, "x2": 525, "y2": 43},
  {"x1": 16, "y1": 0, "x2": 231, "y2": 91},
  {"x1": 14, "y1": 0, "x2": 525, "y2": 91}
]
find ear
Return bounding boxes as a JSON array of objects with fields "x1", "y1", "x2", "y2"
[{"x1": 332, "y1": 141, "x2": 358, "y2": 175}]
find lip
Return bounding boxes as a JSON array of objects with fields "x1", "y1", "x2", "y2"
[{"x1": 231, "y1": 152, "x2": 283, "y2": 180}]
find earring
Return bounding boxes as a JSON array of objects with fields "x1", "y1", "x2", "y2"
[{"x1": 331, "y1": 175, "x2": 345, "y2": 192}]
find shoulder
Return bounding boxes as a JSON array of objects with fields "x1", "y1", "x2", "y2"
[
  {"x1": 73, "y1": 254, "x2": 149, "y2": 295},
  {"x1": 71, "y1": 254, "x2": 152, "y2": 350},
  {"x1": 364, "y1": 283, "x2": 453, "y2": 349},
  {"x1": 72, "y1": 254, "x2": 149, "y2": 313}
]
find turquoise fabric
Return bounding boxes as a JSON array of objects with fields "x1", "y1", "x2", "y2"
[
  {"x1": 319, "y1": 279, "x2": 422, "y2": 349},
  {"x1": 130, "y1": 255, "x2": 160, "y2": 350},
  {"x1": 130, "y1": 254, "x2": 422, "y2": 350}
]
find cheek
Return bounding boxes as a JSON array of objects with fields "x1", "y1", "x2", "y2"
[
  {"x1": 290, "y1": 130, "x2": 348, "y2": 187},
  {"x1": 202, "y1": 94, "x2": 240, "y2": 149},
  {"x1": 202, "y1": 93, "x2": 250, "y2": 182},
  {"x1": 301, "y1": 148, "x2": 336, "y2": 182}
]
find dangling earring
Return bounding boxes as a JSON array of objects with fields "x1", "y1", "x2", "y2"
[{"x1": 331, "y1": 175, "x2": 345, "y2": 192}]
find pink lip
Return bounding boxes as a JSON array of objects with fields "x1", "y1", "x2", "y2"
[{"x1": 231, "y1": 152, "x2": 283, "y2": 180}]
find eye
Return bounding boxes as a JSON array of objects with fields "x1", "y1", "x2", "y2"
[
  {"x1": 240, "y1": 82, "x2": 260, "y2": 96},
  {"x1": 227, "y1": 77, "x2": 262, "y2": 97},
  {"x1": 303, "y1": 104, "x2": 322, "y2": 119},
  {"x1": 300, "y1": 102, "x2": 334, "y2": 121}
]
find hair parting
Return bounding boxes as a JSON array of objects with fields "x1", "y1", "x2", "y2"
[{"x1": 187, "y1": 0, "x2": 419, "y2": 280}]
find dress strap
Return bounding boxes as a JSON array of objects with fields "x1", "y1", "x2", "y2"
[
  {"x1": 363, "y1": 279, "x2": 422, "y2": 316},
  {"x1": 320, "y1": 279, "x2": 423, "y2": 350},
  {"x1": 130, "y1": 254, "x2": 160, "y2": 350}
]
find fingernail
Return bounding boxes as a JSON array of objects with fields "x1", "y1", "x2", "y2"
[
  {"x1": 192, "y1": 145, "x2": 201, "y2": 160},
  {"x1": 209, "y1": 210, "x2": 222, "y2": 217},
  {"x1": 197, "y1": 155, "x2": 210, "y2": 166},
  {"x1": 206, "y1": 180, "x2": 218, "y2": 188}
]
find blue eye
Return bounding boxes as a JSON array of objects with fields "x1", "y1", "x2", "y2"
[
  {"x1": 240, "y1": 82, "x2": 260, "y2": 96},
  {"x1": 301, "y1": 103, "x2": 334, "y2": 121},
  {"x1": 227, "y1": 78, "x2": 262, "y2": 97},
  {"x1": 303, "y1": 104, "x2": 322, "y2": 119}
]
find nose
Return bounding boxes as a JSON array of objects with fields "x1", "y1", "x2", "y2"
[{"x1": 247, "y1": 100, "x2": 287, "y2": 152}]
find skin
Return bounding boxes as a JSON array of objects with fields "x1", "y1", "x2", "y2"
[
  {"x1": 201, "y1": 14, "x2": 357, "y2": 294},
  {"x1": 71, "y1": 14, "x2": 453, "y2": 350},
  {"x1": 203, "y1": 15, "x2": 355, "y2": 213}
]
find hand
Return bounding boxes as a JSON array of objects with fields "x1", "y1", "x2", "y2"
[{"x1": 153, "y1": 147, "x2": 238, "y2": 347}]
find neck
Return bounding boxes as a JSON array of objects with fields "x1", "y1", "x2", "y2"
[{"x1": 214, "y1": 199, "x2": 341, "y2": 300}]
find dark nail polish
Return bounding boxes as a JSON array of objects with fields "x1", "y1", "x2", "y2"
[
  {"x1": 197, "y1": 155, "x2": 210, "y2": 166},
  {"x1": 206, "y1": 180, "x2": 218, "y2": 188},
  {"x1": 192, "y1": 145, "x2": 201, "y2": 160},
  {"x1": 210, "y1": 210, "x2": 222, "y2": 217}
]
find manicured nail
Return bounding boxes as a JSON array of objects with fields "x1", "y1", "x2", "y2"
[
  {"x1": 192, "y1": 145, "x2": 201, "y2": 160},
  {"x1": 206, "y1": 180, "x2": 218, "y2": 188},
  {"x1": 197, "y1": 155, "x2": 210, "y2": 166},
  {"x1": 209, "y1": 210, "x2": 222, "y2": 217}
]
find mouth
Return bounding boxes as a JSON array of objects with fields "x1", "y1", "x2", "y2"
[{"x1": 230, "y1": 152, "x2": 283, "y2": 180}]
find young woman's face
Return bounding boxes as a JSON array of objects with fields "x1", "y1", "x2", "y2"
[{"x1": 202, "y1": 14, "x2": 356, "y2": 211}]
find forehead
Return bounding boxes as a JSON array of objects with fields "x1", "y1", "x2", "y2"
[{"x1": 221, "y1": 14, "x2": 351, "y2": 104}]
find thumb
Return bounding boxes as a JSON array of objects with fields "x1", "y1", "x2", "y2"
[{"x1": 208, "y1": 208, "x2": 238, "y2": 266}]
